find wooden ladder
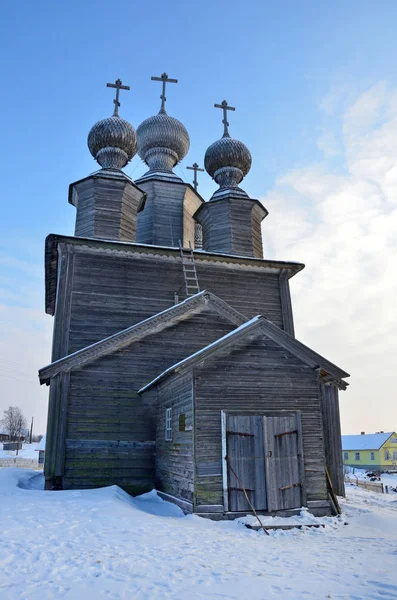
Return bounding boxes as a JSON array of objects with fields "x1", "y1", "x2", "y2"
[{"x1": 179, "y1": 241, "x2": 200, "y2": 298}]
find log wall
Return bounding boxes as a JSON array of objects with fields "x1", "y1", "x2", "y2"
[
  {"x1": 156, "y1": 373, "x2": 194, "y2": 502},
  {"x1": 59, "y1": 312, "x2": 234, "y2": 493},
  {"x1": 193, "y1": 335, "x2": 328, "y2": 507}
]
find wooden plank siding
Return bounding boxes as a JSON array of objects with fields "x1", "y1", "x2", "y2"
[
  {"x1": 72, "y1": 175, "x2": 144, "y2": 242},
  {"x1": 45, "y1": 239, "x2": 305, "y2": 495},
  {"x1": 60, "y1": 312, "x2": 235, "y2": 493},
  {"x1": 279, "y1": 270, "x2": 295, "y2": 337},
  {"x1": 155, "y1": 373, "x2": 194, "y2": 503},
  {"x1": 51, "y1": 244, "x2": 75, "y2": 362},
  {"x1": 195, "y1": 197, "x2": 267, "y2": 259},
  {"x1": 193, "y1": 335, "x2": 328, "y2": 508},
  {"x1": 44, "y1": 371, "x2": 70, "y2": 489},
  {"x1": 136, "y1": 180, "x2": 202, "y2": 248},
  {"x1": 60, "y1": 246, "x2": 285, "y2": 356},
  {"x1": 320, "y1": 383, "x2": 345, "y2": 497}
]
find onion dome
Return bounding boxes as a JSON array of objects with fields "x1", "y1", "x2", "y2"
[
  {"x1": 136, "y1": 73, "x2": 190, "y2": 179},
  {"x1": 205, "y1": 100, "x2": 252, "y2": 199},
  {"x1": 88, "y1": 116, "x2": 137, "y2": 170},
  {"x1": 87, "y1": 79, "x2": 137, "y2": 170},
  {"x1": 137, "y1": 113, "x2": 190, "y2": 173}
]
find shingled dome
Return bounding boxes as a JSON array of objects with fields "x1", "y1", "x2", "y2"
[
  {"x1": 204, "y1": 136, "x2": 252, "y2": 190},
  {"x1": 88, "y1": 115, "x2": 137, "y2": 170},
  {"x1": 137, "y1": 113, "x2": 190, "y2": 173}
]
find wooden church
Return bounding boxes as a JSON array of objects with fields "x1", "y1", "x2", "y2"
[{"x1": 39, "y1": 74, "x2": 349, "y2": 518}]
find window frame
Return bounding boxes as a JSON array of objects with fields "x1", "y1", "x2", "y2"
[{"x1": 165, "y1": 407, "x2": 172, "y2": 442}]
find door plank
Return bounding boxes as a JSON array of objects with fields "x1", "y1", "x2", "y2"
[
  {"x1": 226, "y1": 415, "x2": 266, "y2": 511},
  {"x1": 264, "y1": 415, "x2": 303, "y2": 511}
]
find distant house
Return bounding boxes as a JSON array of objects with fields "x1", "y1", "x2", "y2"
[
  {"x1": 36, "y1": 435, "x2": 46, "y2": 465},
  {"x1": 342, "y1": 432, "x2": 397, "y2": 471},
  {"x1": 0, "y1": 427, "x2": 28, "y2": 442},
  {"x1": 0, "y1": 428, "x2": 9, "y2": 442}
]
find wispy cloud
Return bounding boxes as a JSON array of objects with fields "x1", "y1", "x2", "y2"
[{"x1": 262, "y1": 82, "x2": 397, "y2": 433}]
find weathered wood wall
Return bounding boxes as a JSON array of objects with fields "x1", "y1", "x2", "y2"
[
  {"x1": 46, "y1": 240, "x2": 296, "y2": 492},
  {"x1": 71, "y1": 175, "x2": 143, "y2": 242},
  {"x1": 136, "y1": 180, "x2": 202, "y2": 248},
  {"x1": 156, "y1": 373, "x2": 194, "y2": 502},
  {"x1": 320, "y1": 383, "x2": 345, "y2": 497},
  {"x1": 193, "y1": 334, "x2": 328, "y2": 507},
  {"x1": 59, "y1": 312, "x2": 234, "y2": 493},
  {"x1": 195, "y1": 197, "x2": 266, "y2": 258},
  {"x1": 60, "y1": 246, "x2": 285, "y2": 355}
]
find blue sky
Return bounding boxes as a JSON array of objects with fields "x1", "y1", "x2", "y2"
[{"x1": 1, "y1": 0, "x2": 397, "y2": 434}]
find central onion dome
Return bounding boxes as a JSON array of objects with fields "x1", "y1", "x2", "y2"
[
  {"x1": 204, "y1": 100, "x2": 252, "y2": 199},
  {"x1": 136, "y1": 73, "x2": 190, "y2": 178},
  {"x1": 88, "y1": 115, "x2": 137, "y2": 170},
  {"x1": 137, "y1": 112, "x2": 190, "y2": 173}
]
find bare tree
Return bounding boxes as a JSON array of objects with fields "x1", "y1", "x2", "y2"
[{"x1": 1, "y1": 406, "x2": 27, "y2": 451}]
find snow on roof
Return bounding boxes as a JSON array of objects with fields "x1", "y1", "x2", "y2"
[{"x1": 342, "y1": 432, "x2": 394, "y2": 451}]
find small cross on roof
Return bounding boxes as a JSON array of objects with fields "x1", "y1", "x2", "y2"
[
  {"x1": 214, "y1": 100, "x2": 235, "y2": 137},
  {"x1": 106, "y1": 79, "x2": 130, "y2": 117},
  {"x1": 151, "y1": 72, "x2": 178, "y2": 113},
  {"x1": 187, "y1": 162, "x2": 205, "y2": 190}
]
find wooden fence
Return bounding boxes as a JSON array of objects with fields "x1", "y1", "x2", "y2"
[
  {"x1": 345, "y1": 476, "x2": 385, "y2": 494},
  {"x1": 0, "y1": 458, "x2": 42, "y2": 470}
]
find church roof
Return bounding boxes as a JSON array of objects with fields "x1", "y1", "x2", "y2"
[
  {"x1": 44, "y1": 234, "x2": 305, "y2": 316},
  {"x1": 138, "y1": 315, "x2": 350, "y2": 394},
  {"x1": 39, "y1": 290, "x2": 246, "y2": 385}
]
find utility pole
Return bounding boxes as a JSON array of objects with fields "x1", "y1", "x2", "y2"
[{"x1": 30, "y1": 416, "x2": 34, "y2": 444}]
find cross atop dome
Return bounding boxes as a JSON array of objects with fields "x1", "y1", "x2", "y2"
[
  {"x1": 151, "y1": 72, "x2": 178, "y2": 114},
  {"x1": 214, "y1": 100, "x2": 235, "y2": 137},
  {"x1": 87, "y1": 79, "x2": 137, "y2": 170},
  {"x1": 106, "y1": 79, "x2": 130, "y2": 117}
]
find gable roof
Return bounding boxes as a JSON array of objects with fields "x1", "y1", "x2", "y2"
[
  {"x1": 138, "y1": 315, "x2": 350, "y2": 394},
  {"x1": 342, "y1": 432, "x2": 395, "y2": 451},
  {"x1": 39, "y1": 291, "x2": 247, "y2": 385}
]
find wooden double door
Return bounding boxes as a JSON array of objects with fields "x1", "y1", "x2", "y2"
[{"x1": 224, "y1": 414, "x2": 305, "y2": 512}]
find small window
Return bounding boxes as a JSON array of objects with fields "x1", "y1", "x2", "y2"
[
  {"x1": 343, "y1": 452, "x2": 348, "y2": 460},
  {"x1": 178, "y1": 413, "x2": 186, "y2": 432},
  {"x1": 355, "y1": 452, "x2": 360, "y2": 461},
  {"x1": 165, "y1": 408, "x2": 172, "y2": 441},
  {"x1": 370, "y1": 452, "x2": 375, "y2": 461},
  {"x1": 384, "y1": 450, "x2": 391, "y2": 461}
]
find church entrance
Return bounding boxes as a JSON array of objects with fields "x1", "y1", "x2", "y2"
[{"x1": 223, "y1": 413, "x2": 305, "y2": 512}]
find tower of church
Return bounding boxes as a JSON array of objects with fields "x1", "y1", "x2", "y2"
[
  {"x1": 40, "y1": 76, "x2": 347, "y2": 512},
  {"x1": 195, "y1": 100, "x2": 268, "y2": 258}
]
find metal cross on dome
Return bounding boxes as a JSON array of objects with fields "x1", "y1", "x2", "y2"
[
  {"x1": 151, "y1": 72, "x2": 178, "y2": 113},
  {"x1": 187, "y1": 162, "x2": 205, "y2": 190},
  {"x1": 214, "y1": 100, "x2": 235, "y2": 137},
  {"x1": 106, "y1": 79, "x2": 130, "y2": 117}
]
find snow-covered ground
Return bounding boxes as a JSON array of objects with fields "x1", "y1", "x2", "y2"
[
  {"x1": 0, "y1": 442, "x2": 39, "y2": 460},
  {"x1": 0, "y1": 470, "x2": 397, "y2": 600}
]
